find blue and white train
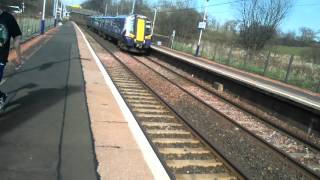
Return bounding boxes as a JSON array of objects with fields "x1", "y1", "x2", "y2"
[{"x1": 87, "y1": 14, "x2": 152, "y2": 53}]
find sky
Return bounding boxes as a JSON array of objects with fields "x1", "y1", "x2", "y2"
[{"x1": 62, "y1": 0, "x2": 320, "y2": 34}]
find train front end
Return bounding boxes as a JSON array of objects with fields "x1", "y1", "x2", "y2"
[{"x1": 124, "y1": 14, "x2": 152, "y2": 53}]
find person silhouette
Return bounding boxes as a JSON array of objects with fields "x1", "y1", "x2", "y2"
[{"x1": 0, "y1": 5, "x2": 23, "y2": 110}]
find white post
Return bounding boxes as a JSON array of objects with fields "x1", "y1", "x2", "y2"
[
  {"x1": 60, "y1": 1, "x2": 62, "y2": 19},
  {"x1": 104, "y1": 3, "x2": 108, "y2": 16},
  {"x1": 40, "y1": 0, "x2": 47, "y2": 34},
  {"x1": 151, "y1": 8, "x2": 157, "y2": 36},
  {"x1": 116, "y1": 0, "x2": 119, "y2": 16},
  {"x1": 22, "y1": 2, "x2": 25, "y2": 13},
  {"x1": 131, "y1": 0, "x2": 136, "y2": 14},
  {"x1": 54, "y1": 0, "x2": 58, "y2": 26},
  {"x1": 195, "y1": 0, "x2": 209, "y2": 56}
]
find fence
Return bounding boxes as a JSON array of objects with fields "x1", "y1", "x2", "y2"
[
  {"x1": 153, "y1": 34, "x2": 320, "y2": 93},
  {"x1": 15, "y1": 16, "x2": 55, "y2": 42}
]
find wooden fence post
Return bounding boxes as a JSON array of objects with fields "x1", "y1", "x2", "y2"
[
  {"x1": 27, "y1": 18, "x2": 30, "y2": 37},
  {"x1": 284, "y1": 55, "x2": 294, "y2": 83},
  {"x1": 316, "y1": 81, "x2": 320, "y2": 93},
  {"x1": 33, "y1": 18, "x2": 37, "y2": 34},
  {"x1": 213, "y1": 45, "x2": 217, "y2": 60},
  {"x1": 201, "y1": 43, "x2": 205, "y2": 57},
  {"x1": 244, "y1": 49, "x2": 250, "y2": 67},
  {"x1": 263, "y1": 51, "x2": 271, "y2": 76},
  {"x1": 227, "y1": 46, "x2": 233, "y2": 65}
]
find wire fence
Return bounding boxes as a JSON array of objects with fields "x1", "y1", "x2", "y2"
[
  {"x1": 153, "y1": 34, "x2": 320, "y2": 93},
  {"x1": 14, "y1": 15, "x2": 55, "y2": 42}
]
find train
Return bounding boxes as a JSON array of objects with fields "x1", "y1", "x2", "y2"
[{"x1": 87, "y1": 14, "x2": 152, "y2": 53}]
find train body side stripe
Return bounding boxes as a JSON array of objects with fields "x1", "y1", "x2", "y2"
[{"x1": 136, "y1": 18, "x2": 145, "y2": 42}]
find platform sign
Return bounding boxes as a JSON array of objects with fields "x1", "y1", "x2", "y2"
[{"x1": 198, "y1": 21, "x2": 206, "y2": 29}]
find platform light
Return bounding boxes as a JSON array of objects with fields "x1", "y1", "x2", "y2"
[{"x1": 131, "y1": 0, "x2": 136, "y2": 14}]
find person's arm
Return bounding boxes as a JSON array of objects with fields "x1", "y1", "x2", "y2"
[
  {"x1": 9, "y1": 14, "x2": 23, "y2": 65},
  {"x1": 13, "y1": 35, "x2": 22, "y2": 64}
]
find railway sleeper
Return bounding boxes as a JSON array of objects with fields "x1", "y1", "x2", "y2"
[
  {"x1": 147, "y1": 129, "x2": 192, "y2": 138},
  {"x1": 141, "y1": 122, "x2": 184, "y2": 130},
  {"x1": 175, "y1": 173, "x2": 237, "y2": 180},
  {"x1": 132, "y1": 108, "x2": 170, "y2": 114},
  {"x1": 152, "y1": 138, "x2": 202, "y2": 148}
]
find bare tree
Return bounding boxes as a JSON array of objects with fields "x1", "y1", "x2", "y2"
[
  {"x1": 236, "y1": 0, "x2": 293, "y2": 51},
  {"x1": 299, "y1": 27, "x2": 317, "y2": 44}
]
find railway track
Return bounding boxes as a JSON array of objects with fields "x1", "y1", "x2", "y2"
[
  {"x1": 82, "y1": 25, "x2": 319, "y2": 179},
  {"x1": 131, "y1": 55, "x2": 320, "y2": 177},
  {"x1": 109, "y1": 64, "x2": 240, "y2": 179},
  {"x1": 82, "y1": 27, "x2": 242, "y2": 179}
]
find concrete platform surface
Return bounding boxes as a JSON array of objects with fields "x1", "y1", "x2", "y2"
[
  {"x1": 0, "y1": 23, "x2": 97, "y2": 180},
  {"x1": 74, "y1": 23, "x2": 157, "y2": 180}
]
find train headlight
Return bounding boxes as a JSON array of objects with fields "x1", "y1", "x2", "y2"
[
  {"x1": 128, "y1": 33, "x2": 135, "y2": 38},
  {"x1": 145, "y1": 35, "x2": 152, "y2": 40}
]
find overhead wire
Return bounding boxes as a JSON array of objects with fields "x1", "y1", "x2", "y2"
[{"x1": 154, "y1": 0, "x2": 244, "y2": 13}]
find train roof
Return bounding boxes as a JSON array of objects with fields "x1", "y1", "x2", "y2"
[{"x1": 90, "y1": 14, "x2": 149, "y2": 20}]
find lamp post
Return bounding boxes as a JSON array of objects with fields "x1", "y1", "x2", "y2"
[
  {"x1": 60, "y1": 1, "x2": 62, "y2": 20},
  {"x1": 116, "y1": 0, "x2": 119, "y2": 16},
  {"x1": 131, "y1": 0, "x2": 136, "y2": 14},
  {"x1": 40, "y1": 0, "x2": 47, "y2": 34},
  {"x1": 54, "y1": 0, "x2": 58, "y2": 27},
  {"x1": 151, "y1": 8, "x2": 157, "y2": 36},
  {"x1": 195, "y1": 0, "x2": 209, "y2": 57},
  {"x1": 104, "y1": 2, "x2": 108, "y2": 16}
]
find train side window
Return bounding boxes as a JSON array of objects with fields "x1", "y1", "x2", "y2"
[
  {"x1": 104, "y1": 19, "x2": 109, "y2": 26},
  {"x1": 115, "y1": 19, "x2": 120, "y2": 28}
]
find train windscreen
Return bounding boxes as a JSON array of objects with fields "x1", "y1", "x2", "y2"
[{"x1": 125, "y1": 16, "x2": 135, "y2": 35}]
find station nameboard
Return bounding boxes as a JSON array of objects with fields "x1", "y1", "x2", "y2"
[{"x1": 198, "y1": 21, "x2": 206, "y2": 29}]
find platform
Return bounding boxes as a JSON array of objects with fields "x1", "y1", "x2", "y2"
[
  {"x1": 0, "y1": 22, "x2": 164, "y2": 180},
  {"x1": 151, "y1": 45, "x2": 320, "y2": 111}
]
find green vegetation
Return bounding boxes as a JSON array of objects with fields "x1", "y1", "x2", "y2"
[
  {"x1": 0, "y1": 0, "x2": 55, "y2": 16},
  {"x1": 81, "y1": 0, "x2": 320, "y2": 93},
  {"x1": 171, "y1": 40, "x2": 319, "y2": 93},
  {"x1": 267, "y1": 45, "x2": 311, "y2": 56}
]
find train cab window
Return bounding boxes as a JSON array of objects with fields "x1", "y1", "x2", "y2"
[{"x1": 146, "y1": 20, "x2": 152, "y2": 35}]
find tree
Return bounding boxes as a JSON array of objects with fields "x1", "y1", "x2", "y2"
[
  {"x1": 236, "y1": 0, "x2": 293, "y2": 51},
  {"x1": 299, "y1": 27, "x2": 317, "y2": 45},
  {"x1": 0, "y1": 0, "x2": 55, "y2": 16}
]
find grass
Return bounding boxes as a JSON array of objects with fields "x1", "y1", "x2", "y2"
[
  {"x1": 170, "y1": 40, "x2": 319, "y2": 93},
  {"x1": 172, "y1": 41, "x2": 195, "y2": 54},
  {"x1": 267, "y1": 45, "x2": 311, "y2": 56}
]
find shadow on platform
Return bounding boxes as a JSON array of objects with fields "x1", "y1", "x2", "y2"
[{"x1": 0, "y1": 85, "x2": 81, "y2": 137}]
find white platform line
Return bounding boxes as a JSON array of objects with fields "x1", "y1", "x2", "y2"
[
  {"x1": 74, "y1": 23, "x2": 170, "y2": 180},
  {"x1": 152, "y1": 45, "x2": 320, "y2": 110}
]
